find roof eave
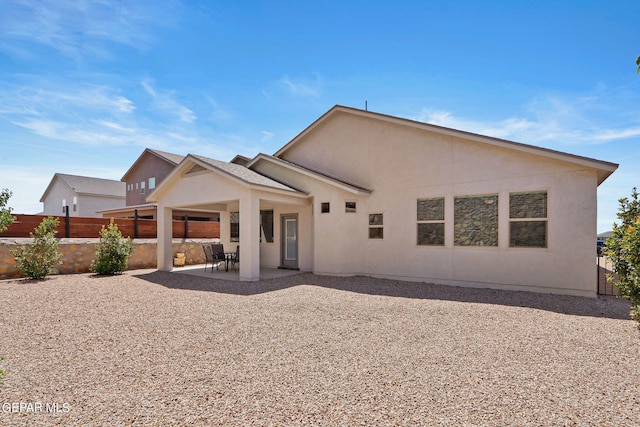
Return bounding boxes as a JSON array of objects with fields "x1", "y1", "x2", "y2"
[
  {"x1": 248, "y1": 154, "x2": 372, "y2": 195},
  {"x1": 274, "y1": 105, "x2": 619, "y2": 179}
]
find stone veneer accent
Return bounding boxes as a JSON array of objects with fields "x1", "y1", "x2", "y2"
[
  {"x1": 454, "y1": 194, "x2": 499, "y2": 247},
  {"x1": 0, "y1": 238, "x2": 219, "y2": 279}
]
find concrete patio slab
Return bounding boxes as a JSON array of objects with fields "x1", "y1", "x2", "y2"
[{"x1": 170, "y1": 264, "x2": 304, "y2": 281}]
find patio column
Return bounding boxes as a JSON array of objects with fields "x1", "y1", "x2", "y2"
[
  {"x1": 219, "y1": 210, "x2": 230, "y2": 247},
  {"x1": 157, "y1": 206, "x2": 173, "y2": 271},
  {"x1": 239, "y1": 192, "x2": 260, "y2": 281}
]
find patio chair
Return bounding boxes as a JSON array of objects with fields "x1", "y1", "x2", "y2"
[
  {"x1": 229, "y1": 245, "x2": 239, "y2": 271},
  {"x1": 202, "y1": 245, "x2": 215, "y2": 272},
  {"x1": 211, "y1": 244, "x2": 226, "y2": 270}
]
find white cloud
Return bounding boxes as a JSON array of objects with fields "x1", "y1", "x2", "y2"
[
  {"x1": 141, "y1": 80, "x2": 197, "y2": 124},
  {"x1": 0, "y1": 84, "x2": 135, "y2": 115},
  {"x1": 0, "y1": 0, "x2": 177, "y2": 60},
  {"x1": 261, "y1": 130, "x2": 275, "y2": 142},
  {"x1": 269, "y1": 74, "x2": 323, "y2": 98},
  {"x1": 206, "y1": 96, "x2": 234, "y2": 124},
  {"x1": 413, "y1": 91, "x2": 640, "y2": 146}
]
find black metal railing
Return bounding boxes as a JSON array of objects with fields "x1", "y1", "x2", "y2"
[{"x1": 597, "y1": 255, "x2": 618, "y2": 296}]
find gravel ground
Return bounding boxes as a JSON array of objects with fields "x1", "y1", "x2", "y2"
[{"x1": 0, "y1": 269, "x2": 638, "y2": 426}]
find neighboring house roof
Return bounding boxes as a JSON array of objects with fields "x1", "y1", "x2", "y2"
[
  {"x1": 597, "y1": 231, "x2": 613, "y2": 239},
  {"x1": 275, "y1": 105, "x2": 619, "y2": 185},
  {"x1": 40, "y1": 173, "x2": 126, "y2": 202},
  {"x1": 247, "y1": 153, "x2": 373, "y2": 195},
  {"x1": 121, "y1": 148, "x2": 185, "y2": 181}
]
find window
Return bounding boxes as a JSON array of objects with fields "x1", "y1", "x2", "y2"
[
  {"x1": 148, "y1": 177, "x2": 156, "y2": 193},
  {"x1": 321, "y1": 202, "x2": 330, "y2": 213},
  {"x1": 230, "y1": 211, "x2": 239, "y2": 242},
  {"x1": 73, "y1": 196, "x2": 77, "y2": 212},
  {"x1": 345, "y1": 201, "x2": 357, "y2": 213},
  {"x1": 417, "y1": 198, "x2": 445, "y2": 246},
  {"x1": 509, "y1": 191, "x2": 547, "y2": 248},
  {"x1": 141, "y1": 181, "x2": 145, "y2": 194},
  {"x1": 369, "y1": 214, "x2": 383, "y2": 239},
  {"x1": 260, "y1": 210, "x2": 274, "y2": 243},
  {"x1": 62, "y1": 199, "x2": 66, "y2": 213},
  {"x1": 454, "y1": 194, "x2": 498, "y2": 247},
  {"x1": 135, "y1": 182, "x2": 138, "y2": 190}
]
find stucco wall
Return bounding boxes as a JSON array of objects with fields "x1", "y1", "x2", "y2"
[
  {"x1": 278, "y1": 111, "x2": 601, "y2": 297},
  {"x1": 79, "y1": 194, "x2": 126, "y2": 217},
  {"x1": 0, "y1": 238, "x2": 217, "y2": 279},
  {"x1": 125, "y1": 152, "x2": 177, "y2": 206},
  {"x1": 41, "y1": 179, "x2": 76, "y2": 216},
  {"x1": 42, "y1": 179, "x2": 125, "y2": 218}
]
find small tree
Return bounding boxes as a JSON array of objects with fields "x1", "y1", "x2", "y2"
[
  {"x1": 91, "y1": 219, "x2": 134, "y2": 275},
  {"x1": 604, "y1": 188, "x2": 640, "y2": 329},
  {"x1": 11, "y1": 216, "x2": 62, "y2": 279},
  {"x1": 0, "y1": 188, "x2": 16, "y2": 233}
]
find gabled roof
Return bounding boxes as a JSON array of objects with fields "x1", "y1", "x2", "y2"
[
  {"x1": 247, "y1": 153, "x2": 372, "y2": 195},
  {"x1": 121, "y1": 148, "x2": 185, "y2": 181},
  {"x1": 230, "y1": 154, "x2": 252, "y2": 166},
  {"x1": 274, "y1": 105, "x2": 619, "y2": 185},
  {"x1": 190, "y1": 154, "x2": 305, "y2": 193},
  {"x1": 147, "y1": 154, "x2": 307, "y2": 202},
  {"x1": 40, "y1": 173, "x2": 125, "y2": 202}
]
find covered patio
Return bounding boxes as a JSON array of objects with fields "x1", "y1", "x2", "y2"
[{"x1": 148, "y1": 154, "x2": 312, "y2": 282}]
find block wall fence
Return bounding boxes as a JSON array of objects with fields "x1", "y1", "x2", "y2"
[{"x1": 0, "y1": 238, "x2": 219, "y2": 279}]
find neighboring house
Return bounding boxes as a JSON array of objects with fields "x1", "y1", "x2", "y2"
[
  {"x1": 149, "y1": 105, "x2": 618, "y2": 296},
  {"x1": 98, "y1": 148, "x2": 218, "y2": 221},
  {"x1": 597, "y1": 231, "x2": 612, "y2": 255},
  {"x1": 40, "y1": 173, "x2": 125, "y2": 218}
]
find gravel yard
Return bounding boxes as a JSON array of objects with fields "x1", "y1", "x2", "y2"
[{"x1": 0, "y1": 269, "x2": 638, "y2": 426}]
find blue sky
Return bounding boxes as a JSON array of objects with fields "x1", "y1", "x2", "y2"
[{"x1": 0, "y1": 0, "x2": 638, "y2": 232}]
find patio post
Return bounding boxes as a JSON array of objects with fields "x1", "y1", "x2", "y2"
[
  {"x1": 239, "y1": 192, "x2": 260, "y2": 281},
  {"x1": 157, "y1": 206, "x2": 173, "y2": 271}
]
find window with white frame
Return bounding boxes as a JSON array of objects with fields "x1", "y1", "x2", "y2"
[
  {"x1": 230, "y1": 211, "x2": 239, "y2": 242},
  {"x1": 509, "y1": 191, "x2": 547, "y2": 248},
  {"x1": 73, "y1": 196, "x2": 77, "y2": 212},
  {"x1": 369, "y1": 214, "x2": 383, "y2": 239},
  {"x1": 260, "y1": 210, "x2": 274, "y2": 243},
  {"x1": 149, "y1": 177, "x2": 156, "y2": 193},
  {"x1": 345, "y1": 201, "x2": 356, "y2": 213},
  {"x1": 417, "y1": 197, "x2": 445, "y2": 246},
  {"x1": 141, "y1": 181, "x2": 145, "y2": 194}
]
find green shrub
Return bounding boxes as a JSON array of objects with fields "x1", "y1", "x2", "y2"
[
  {"x1": 11, "y1": 216, "x2": 62, "y2": 279},
  {"x1": 604, "y1": 188, "x2": 640, "y2": 329},
  {"x1": 91, "y1": 219, "x2": 134, "y2": 275},
  {"x1": 0, "y1": 188, "x2": 16, "y2": 233}
]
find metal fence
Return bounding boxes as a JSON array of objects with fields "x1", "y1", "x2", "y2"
[{"x1": 597, "y1": 255, "x2": 618, "y2": 296}]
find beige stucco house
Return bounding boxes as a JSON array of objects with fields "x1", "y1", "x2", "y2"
[
  {"x1": 149, "y1": 105, "x2": 618, "y2": 296},
  {"x1": 40, "y1": 173, "x2": 125, "y2": 218}
]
